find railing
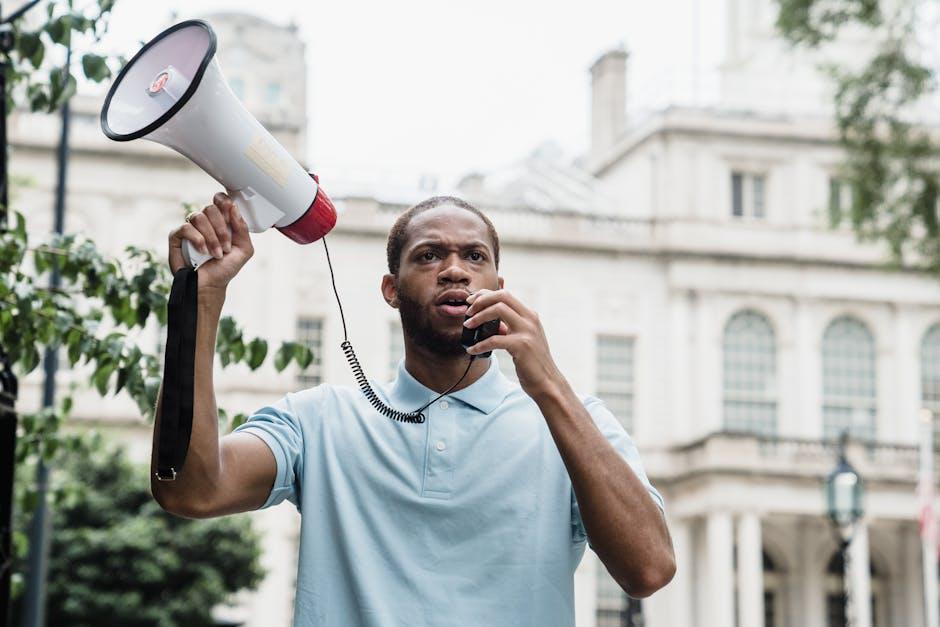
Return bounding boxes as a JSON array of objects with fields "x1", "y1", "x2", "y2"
[{"x1": 652, "y1": 431, "x2": 920, "y2": 484}]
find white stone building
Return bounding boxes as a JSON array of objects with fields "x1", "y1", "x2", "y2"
[{"x1": 11, "y1": 3, "x2": 939, "y2": 627}]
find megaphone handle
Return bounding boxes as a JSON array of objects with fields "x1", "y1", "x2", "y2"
[{"x1": 182, "y1": 239, "x2": 216, "y2": 271}]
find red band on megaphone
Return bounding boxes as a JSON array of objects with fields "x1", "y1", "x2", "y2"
[{"x1": 276, "y1": 175, "x2": 337, "y2": 244}]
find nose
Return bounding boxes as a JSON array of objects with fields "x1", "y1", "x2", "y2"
[{"x1": 437, "y1": 253, "x2": 471, "y2": 285}]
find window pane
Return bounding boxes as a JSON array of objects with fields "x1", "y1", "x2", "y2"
[
  {"x1": 596, "y1": 336, "x2": 635, "y2": 432},
  {"x1": 732, "y1": 172, "x2": 744, "y2": 217},
  {"x1": 723, "y1": 310, "x2": 777, "y2": 436},
  {"x1": 297, "y1": 317, "x2": 324, "y2": 387},
  {"x1": 752, "y1": 175, "x2": 766, "y2": 218},
  {"x1": 829, "y1": 178, "x2": 842, "y2": 215},
  {"x1": 822, "y1": 317, "x2": 876, "y2": 440},
  {"x1": 920, "y1": 324, "x2": 940, "y2": 448}
]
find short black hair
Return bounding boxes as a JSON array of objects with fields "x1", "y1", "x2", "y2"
[{"x1": 386, "y1": 196, "x2": 500, "y2": 275}]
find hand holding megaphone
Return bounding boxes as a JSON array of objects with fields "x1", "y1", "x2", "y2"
[{"x1": 169, "y1": 192, "x2": 254, "y2": 293}]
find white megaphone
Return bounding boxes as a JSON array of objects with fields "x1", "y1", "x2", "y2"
[{"x1": 100, "y1": 19, "x2": 336, "y2": 270}]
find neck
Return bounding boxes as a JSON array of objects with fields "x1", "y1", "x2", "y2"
[{"x1": 403, "y1": 346, "x2": 491, "y2": 393}]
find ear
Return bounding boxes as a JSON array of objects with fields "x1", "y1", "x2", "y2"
[
  {"x1": 497, "y1": 276, "x2": 505, "y2": 290},
  {"x1": 381, "y1": 274, "x2": 399, "y2": 308}
]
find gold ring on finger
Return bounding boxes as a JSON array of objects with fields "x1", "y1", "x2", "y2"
[{"x1": 185, "y1": 212, "x2": 198, "y2": 223}]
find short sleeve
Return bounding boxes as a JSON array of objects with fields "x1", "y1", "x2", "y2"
[
  {"x1": 571, "y1": 396, "x2": 665, "y2": 546},
  {"x1": 233, "y1": 392, "x2": 305, "y2": 510}
]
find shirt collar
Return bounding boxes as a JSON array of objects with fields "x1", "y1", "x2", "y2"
[{"x1": 390, "y1": 356, "x2": 516, "y2": 415}]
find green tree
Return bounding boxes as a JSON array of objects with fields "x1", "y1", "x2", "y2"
[
  {"x1": 11, "y1": 439, "x2": 265, "y2": 627},
  {"x1": 1, "y1": 0, "x2": 314, "y2": 606},
  {"x1": 774, "y1": 0, "x2": 940, "y2": 271}
]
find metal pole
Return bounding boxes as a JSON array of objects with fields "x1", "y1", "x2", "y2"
[
  {"x1": 20, "y1": 42, "x2": 71, "y2": 627},
  {"x1": 0, "y1": 0, "x2": 19, "y2": 623},
  {"x1": 922, "y1": 409, "x2": 939, "y2": 627},
  {"x1": 842, "y1": 537, "x2": 853, "y2": 627}
]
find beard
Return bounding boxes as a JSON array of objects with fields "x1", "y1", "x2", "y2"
[{"x1": 396, "y1": 285, "x2": 467, "y2": 358}]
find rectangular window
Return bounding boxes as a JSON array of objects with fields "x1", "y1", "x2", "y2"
[
  {"x1": 828, "y1": 176, "x2": 852, "y2": 225},
  {"x1": 596, "y1": 335, "x2": 635, "y2": 432},
  {"x1": 730, "y1": 171, "x2": 768, "y2": 219},
  {"x1": 732, "y1": 172, "x2": 744, "y2": 217},
  {"x1": 296, "y1": 317, "x2": 324, "y2": 387},
  {"x1": 752, "y1": 174, "x2": 765, "y2": 218}
]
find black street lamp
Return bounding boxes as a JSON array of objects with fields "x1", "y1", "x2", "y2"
[{"x1": 825, "y1": 431, "x2": 865, "y2": 627}]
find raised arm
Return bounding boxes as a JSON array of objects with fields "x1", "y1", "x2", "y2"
[{"x1": 150, "y1": 193, "x2": 276, "y2": 519}]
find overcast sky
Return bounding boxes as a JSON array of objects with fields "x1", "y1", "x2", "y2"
[{"x1": 97, "y1": 0, "x2": 688, "y2": 187}]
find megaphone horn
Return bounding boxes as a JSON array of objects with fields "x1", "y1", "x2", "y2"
[{"x1": 100, "y1": 19, "x2": 336, "y2": 270}]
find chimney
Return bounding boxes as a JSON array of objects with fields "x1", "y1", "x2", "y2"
[{"x1": 590, "y1": 48, "x2": 628, "y2": 159}]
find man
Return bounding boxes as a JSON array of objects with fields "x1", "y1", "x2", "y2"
[{"x1": 152, "y1": 192, "x2": 675, "y2": 627}]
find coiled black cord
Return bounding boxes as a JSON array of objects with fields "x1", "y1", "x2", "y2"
[{"x1": 321, "y1": 236, "x2": 475, "y2": 424}]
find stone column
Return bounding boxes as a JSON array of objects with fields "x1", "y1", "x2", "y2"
[
  {"x1": 796, "y1": 519, "x2": 825, "y2": 627},
  {"x1": 706, "y1": 512, "x2": 736, "y2": 627},
  {"x1": 848, "y1": 522, "x2": 872, "y2": 627},
  {"x1": 737, "y1": 513, "x2": 764, "y2": 627}
]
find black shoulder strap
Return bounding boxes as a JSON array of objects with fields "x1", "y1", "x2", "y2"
[{"x1": 155, "y1": 266, "x2": 198, "y2": 481}]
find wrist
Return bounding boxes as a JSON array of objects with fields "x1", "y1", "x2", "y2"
[{"x1": 197, "y1": 287, "x2": 227, "y2": 309}]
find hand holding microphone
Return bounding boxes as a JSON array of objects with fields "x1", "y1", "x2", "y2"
[{"x1": 168, "y1": 192, "x2": 254, "y2": 294}]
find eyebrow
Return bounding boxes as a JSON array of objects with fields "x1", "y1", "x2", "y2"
[{"x1": 408, "y1": 239, "x2": 492, "y2": 253}]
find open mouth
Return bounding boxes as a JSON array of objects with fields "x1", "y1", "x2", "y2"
[{"x1": 436, "y1": 299, "x2": 469, "y2": 317}]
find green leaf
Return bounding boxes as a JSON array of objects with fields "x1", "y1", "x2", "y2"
[
  {"x1": 115, "y1": 366, "x2": 129, "y2": 394},
  {"x1": 81, "y1": 53, "x2": 111, "y2": 82},
  {"x1": 16, "y1": 32, "x2": 43, "y2": 68},
  {"x1": 230, "y1": 413, "x2": 248, "y2": 430},
  {"x1": 273, "y1": 343, "x2": 292, "y2": 372},
  {"x1": 93, "y1": 363, "x2": 114, "y2": 396},
  {"x1": 45, "y1": 16, "x2": 71, "y2": 46},
  {"x1": 294, "y1": 343, "x2": 313, "y2": 370},
  {"x1": 247, "y1": 338, "x2": 267, "y2": 370}
]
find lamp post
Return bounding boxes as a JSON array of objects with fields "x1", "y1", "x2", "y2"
[{"x1": 825, "y1": 431, "x2": 865, "y2": 627}]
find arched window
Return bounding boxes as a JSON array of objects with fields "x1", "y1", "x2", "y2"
[
  {"x1": 723, "y1": 310, "x2": 777, "y2": 435},
  {"x1": 920, "y1": 324, "x2": 940, "y2": 446},
  {"x1": 822, "y1": 317, "x2": 876, "y2": 440}
]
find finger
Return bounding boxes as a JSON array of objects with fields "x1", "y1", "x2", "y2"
[
  {"x1": 468, "y1": 289, "x2": 532, "y2": 320},
  {"x1": 213, "y1": 191, "x2": 233, "y2": 211},
  {"x1": 464, "y1": 301, "x2": 526, "y2": 331},
  {"x1": 466, "y1": 333, "x2": 510, "y2": 356},
  {"x1": 227, "y1": 200, "x2": 253, "y2": 251},
  {"x1": 170, "y1": 223, "x2": 210, "y2": 256},
  {"x1": 188, "y1": 212, "x2": 223, "y2": 259},
  {"x1": 202, "y1": 203, "x2": 232, "y2": 254}
]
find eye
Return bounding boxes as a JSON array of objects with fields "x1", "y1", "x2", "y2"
[
  {"x1": 467, "y1": 251, "x2": 485, "y2": 261},
  {"x1": 419, "y1": 251, "x2": 438, "y2": 261}
]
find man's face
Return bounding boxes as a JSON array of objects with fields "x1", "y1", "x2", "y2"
[{"x1": 382, "y1": 205, "x2": 502, "y2": 357}]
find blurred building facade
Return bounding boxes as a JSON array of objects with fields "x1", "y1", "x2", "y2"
[{"x1": 10, "y1": 4, "x2": 936, "y2": 627}]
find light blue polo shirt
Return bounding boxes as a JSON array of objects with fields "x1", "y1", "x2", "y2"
[{"x1": 234, "y1": 357, "x2": 664, "y2": 627}]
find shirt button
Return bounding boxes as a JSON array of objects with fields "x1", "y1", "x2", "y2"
[
  {"x1": 439, "y1": 400, "x2": 449, "y2": 410},
  {"x1": 436, "y1": 441, "x2": 446, "y2": 452}
]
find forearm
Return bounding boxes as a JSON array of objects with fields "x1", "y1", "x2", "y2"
[
  {"x1": 532, "y1": 379, "x2": 675, "y2": 597},
  {"x1": 150, "y1": 288, "x2": 226, "y2": 515}
]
